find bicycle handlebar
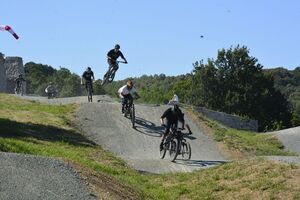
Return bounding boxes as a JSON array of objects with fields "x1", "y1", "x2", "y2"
[{"x1": 117, "y1": 61, "x2": 127, "y2": 64}]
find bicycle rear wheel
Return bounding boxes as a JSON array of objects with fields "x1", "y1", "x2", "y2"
[
  {"x1": 87, "y1": 83, "x2": 92, "y2": 102},
  {"x1": 131, "y1": 104, "x2": 135, "y2": 128},
  {"x1": 169, "y1": 138, "x2": 179, "y2": 162},
  {"x1": 181, "y1": 142, "x2": 191, "y2": 160}
]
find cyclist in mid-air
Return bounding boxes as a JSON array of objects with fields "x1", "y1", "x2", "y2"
[
  {"x1": 14, "y1": 74, "x2": 26, "y2": 93},
  {"x1": 81, "y1": 67, "x2": 95, "y2": 93},
  {"x1": 118, "y1": 80, "x2": 140, "y2": 114},
  {"x1": 160, "y1": 104, "x2": 191, "y2": 150},
  {"x1": 104, "y1": 44, "x2": 128, "y2": 78}
]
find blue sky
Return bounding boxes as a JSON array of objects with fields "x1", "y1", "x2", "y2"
[{"x1": 1, "y1": 0, "x2": 300, "y2": 80}]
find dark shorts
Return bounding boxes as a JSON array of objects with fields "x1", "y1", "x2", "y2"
[
  {"x1": 122, "y1": 94, "x2": 133, "y2": 106},
  {"x1": 164, "y1": 120, "x2": 178, "y2": 135},
  {"x1": 107, "y1": 59, "x2": 119, "y2": 71}
]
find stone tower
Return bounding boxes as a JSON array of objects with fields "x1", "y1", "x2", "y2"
[
  {"x1": 0, "y1": 53, "x2": 7, "y2": 92},
  {"x1": 4, "y1": 56, "x2": 26, "y2": 94}
]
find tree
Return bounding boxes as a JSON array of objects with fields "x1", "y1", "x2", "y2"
[{"x1": 192, "y1": 45, "x2": 292, "y2": 131}]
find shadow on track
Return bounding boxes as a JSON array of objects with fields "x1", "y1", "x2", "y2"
[
  {"x1": 134, "y1": 117, "x2": 164, "y2": 137},
  {"x1": 174, "y1": 159, "x2": 228, "y2": 167},
  {"x1": 0, "y1": 118, "x2": 96, "y2": 147}
]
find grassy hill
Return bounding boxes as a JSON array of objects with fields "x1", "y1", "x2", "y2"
[{"x1": 0, "y1": 93, "x2": 299, "y2": 199}]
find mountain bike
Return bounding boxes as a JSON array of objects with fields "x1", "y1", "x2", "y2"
[
  {"x1": 160, "y1": 125, "x2": 192, "y2": 162},
  {"x1": 86, "y1": 80, "x2": 93, "y2": 102},
  {"x1": 101, "y1": 61, "x2": 127, "y2": 85},
  {"x1": 123, "y1": 97, "x2": 137, "y2": 128}
]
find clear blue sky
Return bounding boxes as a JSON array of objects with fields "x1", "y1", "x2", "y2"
[{"x1": 1, "y1": 0, "x2": 300, "y2": 80}]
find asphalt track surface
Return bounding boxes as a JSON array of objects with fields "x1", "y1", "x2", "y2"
[
  {"x1": 264, "y1": 126, "x2": 300, "y2": 164},
  {"x1": 20, "y1": 95, "x2": 228, "y2": 173},
  {"x1": 74, "y1": 95, "x2": 227, "y2": 173}
]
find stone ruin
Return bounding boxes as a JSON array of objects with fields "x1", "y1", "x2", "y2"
[{"x1": 0, "y1": 53, "x2": 26, "y2": 94}]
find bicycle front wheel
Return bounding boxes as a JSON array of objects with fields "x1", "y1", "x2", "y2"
[
  {"x1": 181, "y1": 142, "x2": 191, "y2": 160},
  {"x1": 169, "y1": 138, "x2": 179, "y2": 162}
]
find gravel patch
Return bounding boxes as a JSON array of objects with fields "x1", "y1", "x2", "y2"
[
  {"x1": 264, "y1": 156, "x2": 300, "y2": 165},
  {"x1": 0, "y1": 152, "x2": 96, "y2": 200}
]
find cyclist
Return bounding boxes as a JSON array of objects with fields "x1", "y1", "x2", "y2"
[
  {"x1": 81, "y1": 67, "x2": 95, "y2": 93},
  {"x1": 45, "y1": 82, "x2": 58, "y2": 98},
  {"x1": 160, "y1": 104, "x2": 191, "y2": 150},
  {"x1": 168, "y1": 90, "x2": 179, "y2": 105},
  {"x1": 118, "y1": 80, "x2": 140, "y2": 114},
  {"x1": 104, "y1": 44, "x2": 128, "y2": 78},
  {"x1": 14, "y1": 74, "x2": 26, "y2": 93}
]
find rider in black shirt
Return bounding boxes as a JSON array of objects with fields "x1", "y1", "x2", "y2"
[
  {"x1": 81, "y1": 67, "x2": 95, "y2": 93},
  {"x1": 160, "y1": 105, "x2": 191, "y2": 150},
  {"x1": 105, "y1": 44, "x2": 128, "y2": 77}
]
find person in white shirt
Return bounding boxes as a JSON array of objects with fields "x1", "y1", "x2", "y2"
[
  {"x1": 168, "y1": 90, "x2": 179, "y2": 105},
  {"x1": 118, "y1": 80, "x2": 140, "y2": 113}
]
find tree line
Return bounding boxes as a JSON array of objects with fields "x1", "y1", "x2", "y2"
[
  {"x1": 103, "y1": 46, "x2": 300, "y2": 131},
  {"x1": 24, "y1": 45, "x2": 300, "y2": 131},
  {"x1": 24, "y1": 62, "x2": 105, "y2": 97}
]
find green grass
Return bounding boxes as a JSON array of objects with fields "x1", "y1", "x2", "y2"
[
  {"x1": 187, "y1": 107, "x2": 297, "y2": 157},
  {"x1": 0, "y1": 93, "x2": 299, "y2": 199}
]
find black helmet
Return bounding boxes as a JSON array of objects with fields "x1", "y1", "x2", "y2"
[
  {"x1": 87, "y1": 67, "x2": 91, "y2": 71},
  {"x1": 115, "y1": 44, "x2": 120, "y2": 49}
]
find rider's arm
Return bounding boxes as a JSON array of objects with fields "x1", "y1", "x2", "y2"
[
  {"x1": 118, "y1": 86, "x2": 125, "y2": 97},
  {"x1": 135, "y1": 92, "x2": 140, "y2": 98},
  {"x1": 160, "y1": 117, "x2": 165, "y2": 126},
  {"x1": 81, "y1": 72, "x2": 86, "y2": 84},
  {"x1": 119, "y1": 52, "x2": 127, "y2": 63},
  {"x1": 92, "y1": 71, "x2": 95, "y2": 80}
]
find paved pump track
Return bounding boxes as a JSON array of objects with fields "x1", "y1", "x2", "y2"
[
  {"x1": 265, "y1": 126, "x2": 300, "y2": 164},
  {"x1": 20, "y1": 95, "x2": 228, "y2": 173},
  {"x1": 74, "y1": 95, "x2": 227, "y2": 173}
]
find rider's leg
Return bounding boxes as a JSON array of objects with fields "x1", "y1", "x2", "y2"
[
  {"x1": 128, "y1": 95, "x2": 133, "y2": 107},
  {"x1": 121, "y1": 98, "x2": 127, "y2": 113},
  {"x1": 106, "y1": 60, "x2": 117, "y2": 77}
]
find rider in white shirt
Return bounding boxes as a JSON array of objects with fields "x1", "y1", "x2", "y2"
[
  {"x1": 118, "y1": 80, "x2": 140, "y2": 113},
  {"x1": 168, "y1": 91, "x2": 179, "y2": 105}
]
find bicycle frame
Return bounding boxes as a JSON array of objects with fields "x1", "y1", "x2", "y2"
[
  {"x1": 102, "y1": 61, "x2": 126, "y2": 85},
  {"x1": 123, "y1": 98, "x2": 135, "y2": 127}
]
